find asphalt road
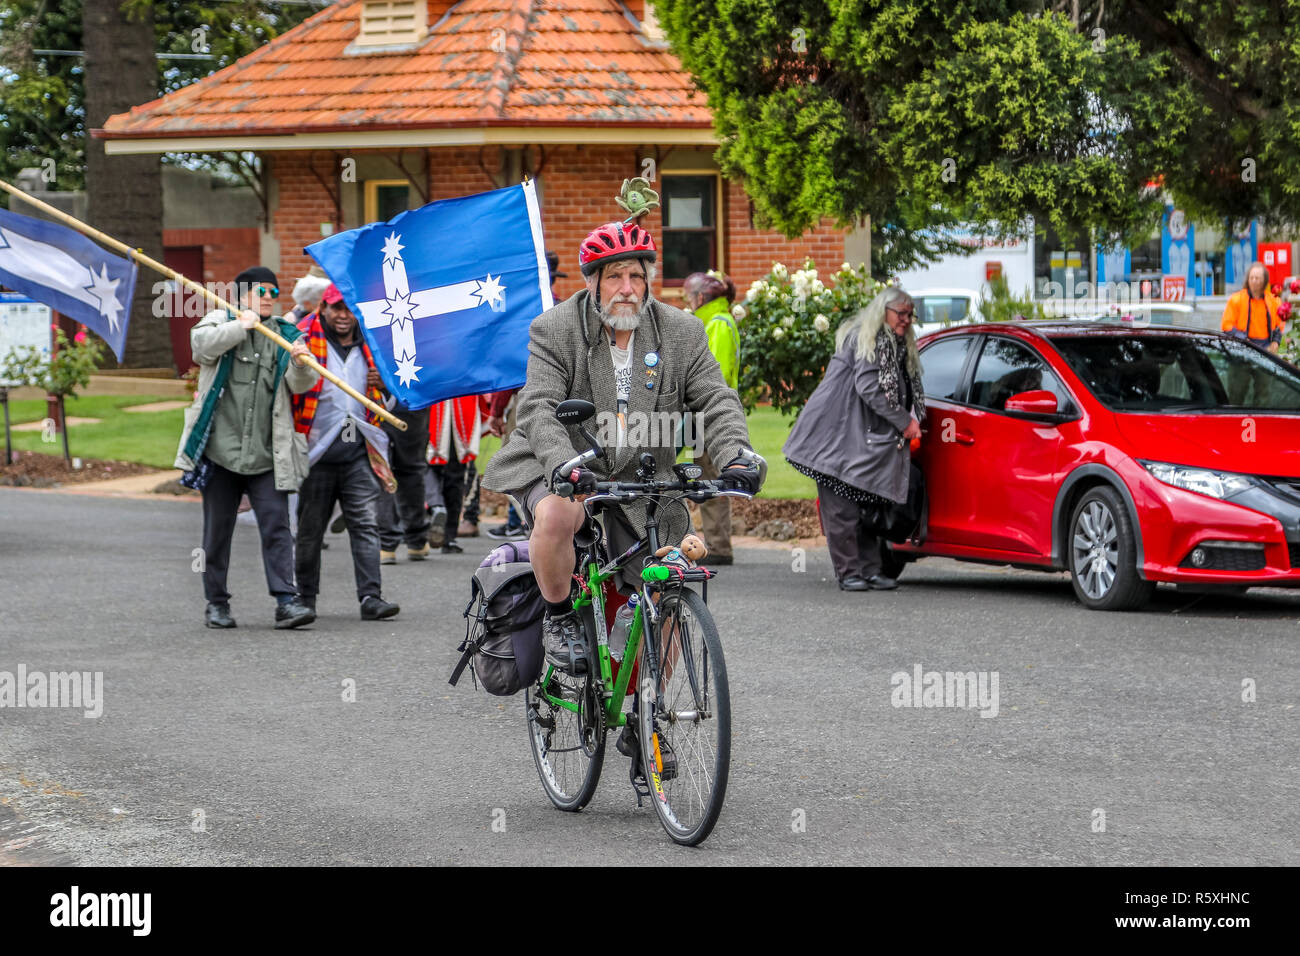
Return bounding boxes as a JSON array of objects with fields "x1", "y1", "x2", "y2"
[{"x1": 1, "y1": 487, "x2": 1296, "y2": 865}]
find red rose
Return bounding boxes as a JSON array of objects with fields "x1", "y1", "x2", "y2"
[
  {"x1": 1279, "y1": 301, "x2": 1293, "y2": 321},
  {"x1": 1272, "y1": 283, "x2": 1282, "y2": 295},
  {"x1": 1290, "y1": 280, "x2": 1300, "y2": 294}
]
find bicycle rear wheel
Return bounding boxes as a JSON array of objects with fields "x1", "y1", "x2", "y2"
[
  {"x1": 638, "y1": 587, "x2": 730, "y2": 846},
  {"x1": 526, "y1": 607, "x2": 605, "y2": 811}
]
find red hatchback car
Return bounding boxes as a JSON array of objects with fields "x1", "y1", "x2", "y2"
[{"x1": 886, "y1": 321, "x2": 1300, "y2": 610}]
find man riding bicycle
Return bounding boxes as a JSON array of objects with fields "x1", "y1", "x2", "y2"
[{"x1": 482, "y1": 219, "x2": 762, "y2": 676}]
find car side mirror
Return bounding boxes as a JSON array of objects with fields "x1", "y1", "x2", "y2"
[{"x1": 1004, "y1": 390, "x2": 1059, "y2": 416}]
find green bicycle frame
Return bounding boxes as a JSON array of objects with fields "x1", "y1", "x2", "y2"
[{"x1": 538, "y1": 553, "x2": 646, "y2": 727}]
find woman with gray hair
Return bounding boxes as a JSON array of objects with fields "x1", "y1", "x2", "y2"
[{"x1": 783, "y1": 286, "x2": 925, "y2": 591}]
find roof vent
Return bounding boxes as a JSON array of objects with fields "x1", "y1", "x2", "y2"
[{"x1": 355, "y1": 0, "x2": 427, "y2": 49}]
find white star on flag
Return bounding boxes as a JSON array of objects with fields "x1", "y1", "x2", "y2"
[
  {"x1": 381, "y1": 232, "x2": 405, "y2": 267},
  {"x1": 85, "y1": 263, "x2": 124, "y2": 332}
]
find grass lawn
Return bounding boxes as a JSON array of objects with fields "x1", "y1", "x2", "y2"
[
  {"x1": 3, "y1": 394, "x2": 185, "y2": 469},
  {"x1": 2, "y1": 395, "x2": 818, "y2": 498},
  {"x1": 475, "y1": 404, "x2": 815, "y2": 500}
]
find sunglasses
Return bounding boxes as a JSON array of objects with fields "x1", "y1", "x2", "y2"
[{"x1": 256, "y1": 285, "x2": 280, "y2": 297}]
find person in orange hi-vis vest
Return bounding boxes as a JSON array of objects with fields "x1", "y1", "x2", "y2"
[{"x1": 1221, "y1": 261, "x2": 1288, "y2": 404}]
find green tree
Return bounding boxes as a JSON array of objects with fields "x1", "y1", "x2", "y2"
[
  {"x1": 654, "y1": 0, "x2": 1292, "y2": 257},
  {"x1": 0, "y1": 0, "x2": 321, "y2": 188}
]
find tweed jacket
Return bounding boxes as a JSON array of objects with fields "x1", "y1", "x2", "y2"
[{"x1": 483, "y1": 289, "x2": 752, "y2": 547}]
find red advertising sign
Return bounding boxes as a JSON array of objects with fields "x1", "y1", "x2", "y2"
[{"x1": 1162, "y1": 276, "x2": 1186, "y2": 301}]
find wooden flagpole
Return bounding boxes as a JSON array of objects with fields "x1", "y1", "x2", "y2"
[{"x1": 0, "y1": 179, "x2": 406, "y2": 430}]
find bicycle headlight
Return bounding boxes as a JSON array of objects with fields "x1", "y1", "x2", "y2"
[{"x1": 1140, "y1": 461, "x2": 1254, "y2": 500}]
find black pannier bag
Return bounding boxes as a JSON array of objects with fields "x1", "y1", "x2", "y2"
[{"x1": 449, "y1": 541, "x2": 545, "y2": 696}]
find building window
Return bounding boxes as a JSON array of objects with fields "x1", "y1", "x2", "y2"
[
  {"x1": 660, "y1": 173, "x2": 721, "y2": 285},
  {"x1": 365, "y1": 180, "x2": 410, "y2": 224},
  {"x1": 355, "y1": 1, "x2": 426, "y2": 48}
]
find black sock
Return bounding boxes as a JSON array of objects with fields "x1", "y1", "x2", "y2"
[{"x1": 545, "y1": 599, "x2": 571, "y2": 616}]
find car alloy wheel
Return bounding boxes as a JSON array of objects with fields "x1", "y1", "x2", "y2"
[
  {"x1": 1067, "y1": 486, "x2": 1155, "y2": 611},
  {"x1": 1072, "y1": 500, "x2": 1118, "y2": 600}
]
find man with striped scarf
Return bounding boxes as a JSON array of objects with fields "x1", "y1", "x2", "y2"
[{"x1": 292, "y1": 284, "x2": 400, "y2": 621}]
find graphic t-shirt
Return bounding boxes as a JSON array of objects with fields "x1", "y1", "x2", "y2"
[{"x1": 610, "y1": 330, "x2": 634, "y2": 449}]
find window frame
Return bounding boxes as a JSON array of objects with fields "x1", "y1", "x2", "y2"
[
  {"x1": 364, "y1": 179, "x2": 411, "y2": 224},
  {"x1": 658, "y1": 170, "x2": 725, "y2": 288}
]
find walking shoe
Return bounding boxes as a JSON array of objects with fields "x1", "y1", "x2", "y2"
[
  {"x1": 486, "y1": 523, "x2": 527, "y2": 540},
  {"x1": 360, "y1": 596, "x2": 400, "y2": 620},
  {"x1": 274, "y1": 599, "x2": 316, "y2": 629},
  {"x1": 427, "y1": 506, "x2": 447, "y2": 548},
  {"x1": 441, "y1": 540, "x2": 463, "y2": 554},
  {"x1": 616, "y1": 723, "x2": 637, "y2": 757},
  {"x1": 838, "y1": 575, "x2": 870, "y2": 591},
  {"x1": 330, "y1": 513, "x2": 347, "y2": 534},
  {"x1": 205, "y1": 602, "x2": 236, "y2": 629},
  {"x1": 407, "y1": 542, "x2": 430, "y2": 561},
  {"x1": 458, "y1": 519, "x2": 479, "y2": 538},
  {"x1": 542, "y1": 609, "x2": 587, "y2": 675},
  {"x1": 380, "y1": 549, "x2": 397, "y2": 565},
  {"x1": 866, "y1": 574, "x2": 898, "y2": 590}
]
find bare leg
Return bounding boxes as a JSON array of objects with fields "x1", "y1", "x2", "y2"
[{"x1": 531, "y1": 493, "x2": 587, "y2": 604}]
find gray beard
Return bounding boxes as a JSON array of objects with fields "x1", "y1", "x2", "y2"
[{"x1": 599, "y1": 294, "x2": 653, "y2": 331}]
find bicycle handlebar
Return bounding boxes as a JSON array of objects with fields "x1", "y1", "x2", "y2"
[{"x1": 552, "y1": 474, "x2": 754, "y2": 503}]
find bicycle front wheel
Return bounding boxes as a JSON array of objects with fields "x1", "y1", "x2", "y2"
[
  {"x1": 638, "y1": 587, "x2": 730, "y2": 846},
  {"x1": 526, "y1": 664, "x2": 605, "y2": 811}
]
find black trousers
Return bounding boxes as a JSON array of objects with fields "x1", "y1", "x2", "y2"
[
  {"x1": 377, "y1": 407, "x2": 431, "y2": 550},
  {"x1": 429, "y1": 457, "x2": 467, "y2": 542},
  {"x1": 296, "y1": 455, "x2": 383, "y2": 603},
  {"x1": 461, "y1": 459, "x2": 480, "y2": 525},
  {"x1": 817, "y1": 480, "x2": 883, "y2": 581},
  {"x1": 200, "y1": 464, "x2": 297, "y2": 604}
]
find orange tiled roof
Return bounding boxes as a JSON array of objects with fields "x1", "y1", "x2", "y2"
[{"x1": 99, "y1": 0, "x2": 712, "y2": 138}]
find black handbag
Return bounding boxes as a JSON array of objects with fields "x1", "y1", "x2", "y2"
[{"x1": 861, "y1": 463, "x2": 926, "y2": 543}]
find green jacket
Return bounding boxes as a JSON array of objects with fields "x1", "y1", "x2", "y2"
[
  {"x1": 695, "y1": 296, "x2": 739, "y2": 389},
  {"x1": 174, "y1": 309, "x2": 318, "y2": 491}
]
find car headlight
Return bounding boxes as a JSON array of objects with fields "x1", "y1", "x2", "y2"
[{"x1": 1140, "y1": 461, "x2": 1254, "y2": 500}]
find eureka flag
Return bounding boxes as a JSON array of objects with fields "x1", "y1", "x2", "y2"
[
  {"x1": 305, "y1": 181, "x2": 553, "y2": 410},
  {"x1": 0, "y1": 208, "x2": 137, "y2": 361}
]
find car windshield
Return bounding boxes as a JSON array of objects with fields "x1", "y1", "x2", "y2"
[{"x1": 1047, "y1": 332, "x2": 1300, "y2": 412}]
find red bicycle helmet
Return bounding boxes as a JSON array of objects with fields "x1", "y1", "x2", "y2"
[{"x1": 579, "y1": 221, "x2": 657, "y2": 277}]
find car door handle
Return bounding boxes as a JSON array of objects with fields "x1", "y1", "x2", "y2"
[{"x1": 954, "y1": 430, "x2": 975, "y2": 446}]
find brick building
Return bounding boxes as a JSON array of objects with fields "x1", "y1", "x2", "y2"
[{"x1": 97, "y1": 0, "x2": 866, "y2": 314}]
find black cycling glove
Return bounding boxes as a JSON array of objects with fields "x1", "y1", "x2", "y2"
[
  {"x1": 719, "y1": 456, "x2": 762, "y2": 495},
  {"x1": 551, "y1": 465, "x2": 598, "y2": 498}
]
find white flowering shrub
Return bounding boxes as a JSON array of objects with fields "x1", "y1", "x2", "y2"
[{"x1": 739, "y1": 260, "x2": 886, "y2": 416}]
